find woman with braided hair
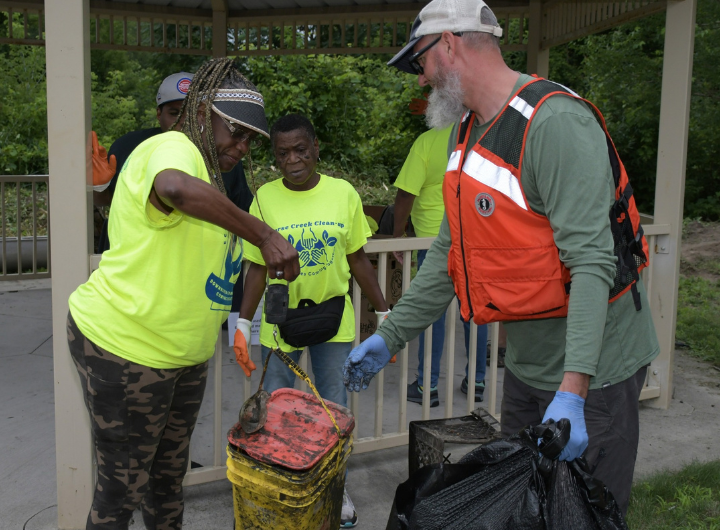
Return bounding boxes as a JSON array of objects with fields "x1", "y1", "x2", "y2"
[{"x1": 66, "y1": 58, "x2": 299, "y2": 529}]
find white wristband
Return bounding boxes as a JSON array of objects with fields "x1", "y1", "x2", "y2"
[
  {"x1": 375, "y1": 310, "x2": 391, "y2": 330},
  {"x1": 236, "y1": 317, "x2": 252, "y2": 345}
]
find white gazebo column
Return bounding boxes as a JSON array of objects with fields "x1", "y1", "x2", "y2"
[
  {"x1": 526, "y1": 0, "x2": 549, "y2": 77},
  {"x1": 45, "y1": 0, "x2": 94, "y2": 527},
  {"x1": 647, "y1": 0, "x2": 696, "y2": 409}
]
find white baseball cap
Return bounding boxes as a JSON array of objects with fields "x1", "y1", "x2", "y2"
[
  {"x1": 388, "y1": 0, "x2": 502, "y2": 74},
  {"x1": 156, "y1": 72, "x2": 194, "y2": 106}
]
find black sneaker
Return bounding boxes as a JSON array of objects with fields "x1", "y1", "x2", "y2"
[
  {"x1": 461, "y1": 377, "x2": 485, "y2": 402},
  {"x1": 486, "y1": 345, "x2": 506, "y2": 367},
  {"x1": 407, "y1": 380, "x2": 439, "y2": 407}
]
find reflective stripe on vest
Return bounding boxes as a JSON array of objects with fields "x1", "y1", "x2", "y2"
[{"x1": 462, "y1": 151, "x2": 528, "y2": 211}]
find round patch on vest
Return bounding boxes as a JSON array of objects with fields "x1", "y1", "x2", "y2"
[{"x1": 475, "y1": 193, "x2": 495, "y2": 217}]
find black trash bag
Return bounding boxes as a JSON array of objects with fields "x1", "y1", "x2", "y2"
[
  {"x1": 544, "y1": 456, "x2": 628, "y2": 530},
  {"x1": 386, "y1": 419, "x2": 628, "y2": 530}
]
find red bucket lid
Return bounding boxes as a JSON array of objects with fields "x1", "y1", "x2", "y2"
[{"x1": 228, "y1": 388, "x2": 355, "y2": 471}]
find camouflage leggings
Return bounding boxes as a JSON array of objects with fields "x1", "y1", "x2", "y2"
[{"x1": 67, "y1": 312, "x2": 209, "y2": 530}]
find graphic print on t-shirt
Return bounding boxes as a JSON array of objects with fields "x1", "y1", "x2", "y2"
[
  {"x1": 205, "y1": 234, "x2": 242, "y2": 310},
  {"x1": 281, "y1": 222, "x2": 342, "y2": 277}
]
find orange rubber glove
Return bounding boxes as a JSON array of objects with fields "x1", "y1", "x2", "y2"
[
  {"x1": 408, "y1": 95, "x2": 428, "y2": 116},
  {"x1": 233, "y1": 318, "x2": 256, "y2": 377},
  {"x1": 91, "y1": 131, "x2": 117, "y2": 191}
]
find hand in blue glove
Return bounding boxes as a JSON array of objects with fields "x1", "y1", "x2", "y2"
[
  {"x1": 542, "y1": 391, "x2": 588, "y2": 461},
  {"x1": 343, "y1": 334, "x2": 393, "y2": 392}
]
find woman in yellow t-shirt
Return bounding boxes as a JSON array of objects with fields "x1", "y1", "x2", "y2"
[
  {"x1": 238, "y1": 114, "x2": 389, "y2": 528},
  {"x1": 65, "y1": 58, "x2": 299, "y2": 529}
]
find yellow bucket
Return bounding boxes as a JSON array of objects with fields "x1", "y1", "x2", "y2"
[
  {"x1": 227, "y1": 386, "x2": 355, "y2": 530},
  {"x1": 226, "y1": 438, "x2": 352, "y2": 529}
]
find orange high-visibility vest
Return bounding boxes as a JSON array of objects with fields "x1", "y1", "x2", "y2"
[{"x1": 444, "y1": 78, "x2": 649, "y2": 325}]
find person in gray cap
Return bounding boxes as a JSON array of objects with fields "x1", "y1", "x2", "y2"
[
  {"x1": 343, "y1": 0, "x2": 658, "y2": 515},
  {"x1": 93, "y1": 71, "x2": 255, "y2": 252},
  {"x1": 69, "y1": 58, "x2": 299, "y2": 529}
]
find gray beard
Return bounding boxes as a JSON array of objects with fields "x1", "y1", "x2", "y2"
[{"x1": 425, "y1": 67, "x2": 468, "y2": 130}]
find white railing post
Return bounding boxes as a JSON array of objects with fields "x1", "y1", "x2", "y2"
[
  {"x1": 213, "y1": 336, "x2": 223, "y2": 468},
  {"x1": 397, "y1": 250, "x2": 412, "y2": 432},
  {"x1": 375, "y1": 251, "x2": 388, "y2": 437},
  {"x1": 299, "y1": 347, "x2": 310, "y2": 393},
  {"x1": 638, "y1": 224, "x2": 671, "y2": 401},
  {"x1": 466, "y1": 321, "x2": 478, "y2": 414},
  {"x1": 487, "y1": 322, "x2": 500, "y2": 419},
  {"x1": 443, "y1": 299, "x2": 457, "y2": 418},
  {"x1": 351, "y1": 277, "x2": 361, "y2": 435},
  {"x1": 421, "y1": 326, "x2": 433, "y2": 420},
  {"x1": 183, "y1": 333, "x2": 234, "y2": 486}
]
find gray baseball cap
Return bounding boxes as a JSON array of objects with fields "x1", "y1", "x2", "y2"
[
  {"x1": 156, "y1": 72, "x2": 194, "y2": 106},
  {"x1": 388, "y1": 0, "x2": 502, "y2": 74}
]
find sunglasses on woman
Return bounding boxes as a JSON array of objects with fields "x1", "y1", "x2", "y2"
[{"x1": 215, "y1": 111, "x2": 263, "y2": 148}]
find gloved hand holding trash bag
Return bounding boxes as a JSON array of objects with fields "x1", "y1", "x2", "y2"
[{"x1": 542, "y1": 390, "x2": 588, "y2": 461}]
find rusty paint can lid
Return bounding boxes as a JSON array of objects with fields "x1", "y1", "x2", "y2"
[{"x1": 228, "y1": 388, "x2": 355, "y2": 471}]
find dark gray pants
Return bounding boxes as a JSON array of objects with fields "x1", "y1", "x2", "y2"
[{"x1": 500, "y1": 366, "x2": 647, "y2": 516}]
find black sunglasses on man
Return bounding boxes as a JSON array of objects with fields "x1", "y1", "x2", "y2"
[{"x1": 407, "y1": 32, "x2": 463, "y2": 75}]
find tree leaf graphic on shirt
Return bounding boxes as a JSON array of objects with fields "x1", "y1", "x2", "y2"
[
  {"x1": 288, "y1": 234, "x2": 295, "y2": 247},
  {"x1": 322, "y1": 230, "x2": 337, "y2": 247}
]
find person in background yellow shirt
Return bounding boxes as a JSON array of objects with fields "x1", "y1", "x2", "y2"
[{"x1": 393, "y1": 123, "x2": 489, "y2": 407}]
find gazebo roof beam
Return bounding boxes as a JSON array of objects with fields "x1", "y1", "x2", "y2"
[
  {"x1": 0, "y1": 0, "x2": 42, "y2": 8},
  {"x1": 89, "y1": 0, "x2": 213, "y2": 20},
  {"x1": 229, "y1": 3, "x2": 426, "y2": 18}
]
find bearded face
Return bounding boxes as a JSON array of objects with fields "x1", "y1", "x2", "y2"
[{"x1": 425, "y1": 61, "x2": 468, "y2": 129}]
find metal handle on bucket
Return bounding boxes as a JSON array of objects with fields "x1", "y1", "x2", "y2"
[{"x1": 268, "y1": 347, "x2": 346, "y2": 438}]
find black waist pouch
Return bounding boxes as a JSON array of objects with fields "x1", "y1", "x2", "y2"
[{"x1": 277, "y1": 295, "x2": 346, "y2": 348}]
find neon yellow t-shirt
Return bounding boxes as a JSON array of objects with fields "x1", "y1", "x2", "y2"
[
  {"x1": 68, "y1": 132, "x2": 242, "y2": 369},
  {"x1": 244, "y1": 175, "x2": 371, "y2": 352},
  {"x1": 393, "y1": 125, "x2": 453, "y2": 237}
]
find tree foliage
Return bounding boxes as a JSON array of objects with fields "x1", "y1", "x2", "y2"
[
  {"x1": 0, "y1": 44, "x2": 48, "y2": 174},
  {"x1": 546, "y1": 0, "x2": 720, "y2": 219},
  {"x1": 239, "y1": 54, "x2": 425, "y2": 177}
]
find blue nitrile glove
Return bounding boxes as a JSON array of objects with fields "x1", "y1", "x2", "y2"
[
  {"x1": 343, "y1": 334, "x2": 393, "y2": 392},
  {"x1": 541, "y1": 391, "x2": 588, "y2": 461}
]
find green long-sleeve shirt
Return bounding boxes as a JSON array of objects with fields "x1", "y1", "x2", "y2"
[{"x1": 377, "y1": 75, "x2": 659, "y2": 391}]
